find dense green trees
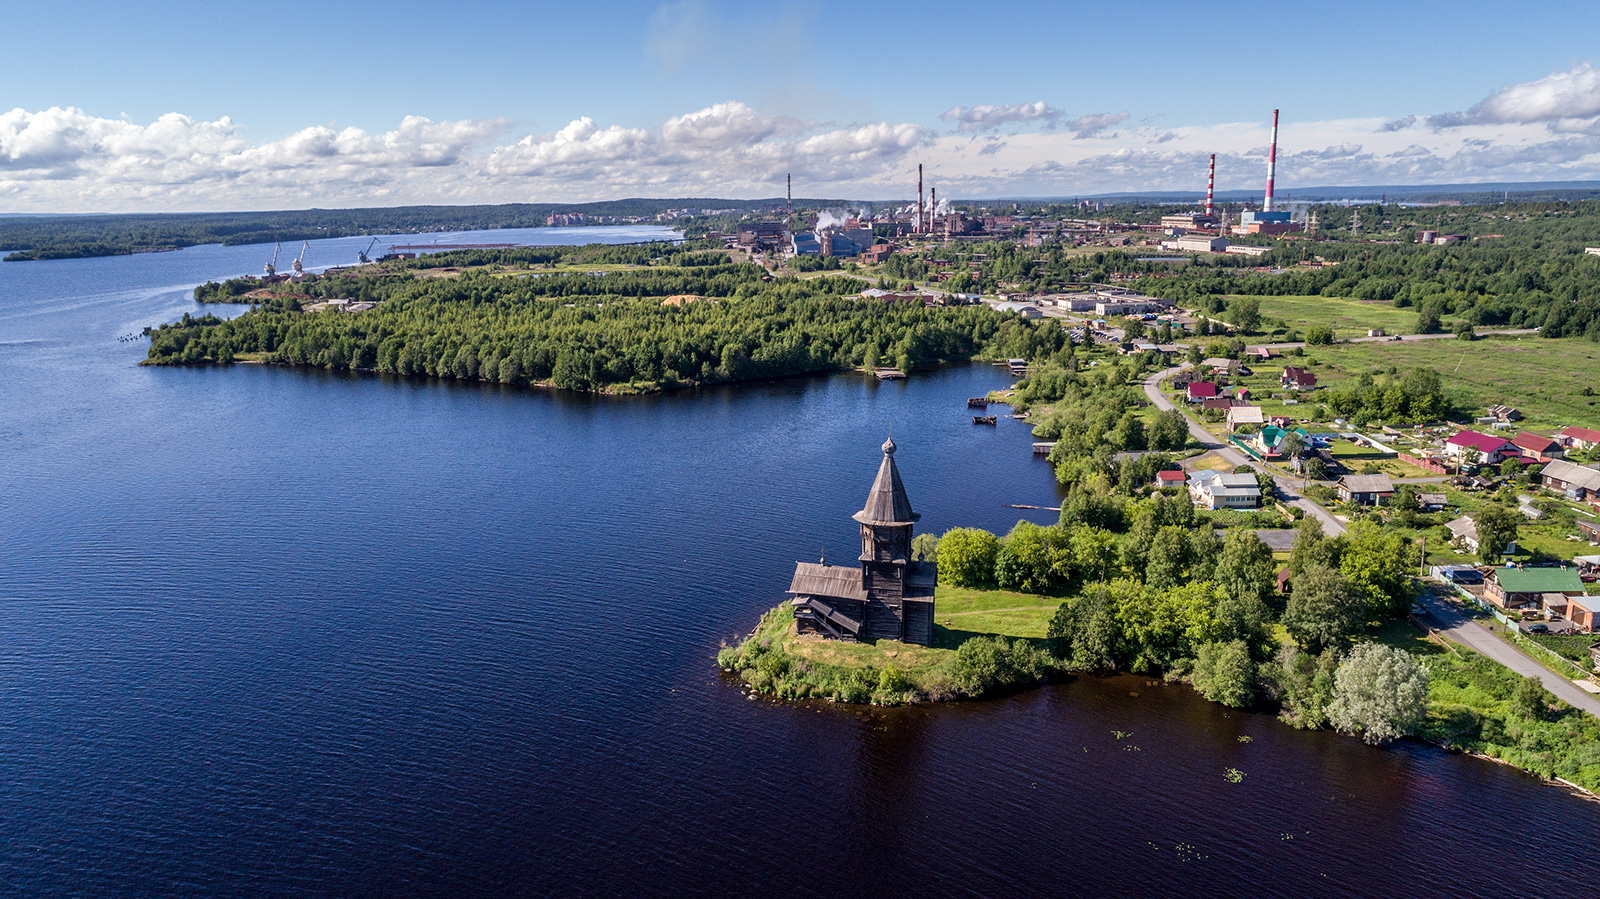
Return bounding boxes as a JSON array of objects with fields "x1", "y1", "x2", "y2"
[
  {"x1": 1327, "y1": 643, "x2": 1430, "y2": 745},
  {"x1": 151, "y1": 259, "x2": 1063, "y2": 393},
  {"x1": 1475, "y1": 503, "x2": 1521, "y2": 562},
  {"x1": 937, "y1": 528, "x2": 1002, "y2": 587},
  {"x1": 1283, "y1": 565, "x2": 1367, "y2": 652}
]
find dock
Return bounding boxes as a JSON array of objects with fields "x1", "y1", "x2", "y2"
[
  {"x1": 874, "y1": 368, "x2": 906, "y2": 380},
  {"x1": 1032, "y1": 441, "x2": 1056, "y2": 455},
  {"x1": 967, "y1": 397, "x2": 990, "y2": 408},
  {"x1": 972, "y1": 415, "x2": 997, "y2": 425}
]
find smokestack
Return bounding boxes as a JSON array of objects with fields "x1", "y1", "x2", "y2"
[
  {"x1": 1205, "y1": 154, "x2": 1215, "y2": 218},
  {"x1": 930, "y1": 187, "x2": 937, "y2": 235},
  {"x1": 917, "y1": 164, "x2": 924, "y2": 235},
  {"x1": 787, "y1": 173, "x2": 792, "y2": 219},
  {"x1": 1264, "y1": 109, "x2": 1279, "y2": 214}
]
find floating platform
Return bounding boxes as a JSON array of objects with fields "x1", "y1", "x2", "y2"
[
  {"x1": 874, "y1": 368, "x2": 906, "y2": 380},
  {"x1": 967, "y1": 397, "x2": 990, "y2": 408},
  {"x1": 972, "y1": 415, "x2": 997, "y2": 426},
  {"x1": 1032, "y1": 441, "x2": 1057, "y2": 455}
]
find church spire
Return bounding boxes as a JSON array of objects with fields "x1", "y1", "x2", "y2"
[{"x1": 852, "y1": 436, "x2": 919, "y2": 526}]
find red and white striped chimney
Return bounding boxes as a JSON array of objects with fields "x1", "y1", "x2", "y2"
[
  {"x1": 1264, "y1": 109, "x2": 1279, "y2": 213},
  {"x1": 1206, "y1": 154, "x2": 1215, "y2": 218}
]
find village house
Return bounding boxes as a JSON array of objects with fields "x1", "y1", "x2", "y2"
[
  {"x1": 1188, "y1": 470, "x2": 1262, "y2": 510},
  {"x1": 1442, "y1": 430, "x2": 1517, "y2": 466},
  {"x1": 1568, "y1": 596, "x2": 1598, "y2": 633},
  {"x1": 1227, "y1": 406, "x2": 1265, "y2": 432},
  {"x1": 1280, "y1": 366, "x2": 1317, "y2": 391},
  {"x1": 1252, "y1": 425, "x2": 1289, "y2": 457},
  {"x1": 1417, "y1": 492, "x2": 1448, "y2": 512},
  {"x1": 1558, "y1": 426, "x2": 1600, "y2": 451},
  {"x1": 1187, "y1": 381, "x2": 1219, "y2": 402},
  {"x1": 1487, "y1": 404, "x2": 1522, "y2": 423},
  {"x1": 1579, "y1": 518, "x2": 1600, "y2": 545},
  {"x1": 1539, "y1": 459, "x2": 1600, "y2": 503},
  {"x1": 1511, "y1": 432, "x2": 1565, "y2": 463},
  {"x1": 786, "y1": 438, "x2": 936, "y2": 646},
  {"x1": 1201, "y1": 397, "x2": 1234, "y2": 413},
  {"x1": 1337, "y1": 473, "x2": 1396, "y2": 506},
  {"x1": 1485, "y1": 567, "x2": 1586, "y2": 612},
  {"x1": 1445, "y1": 516, "x2": 1480, "y2": 553},
  {"x1": 1155, "y1": 470, "x2": 1187, "y2": 489}
]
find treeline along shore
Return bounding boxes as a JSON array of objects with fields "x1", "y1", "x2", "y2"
[
  {"x1": 720, "y1": 356, "x2": 1600, "y2": 794},
  {"x1": 145, "y1": 242, "x2": 1064, "y2": 393}
]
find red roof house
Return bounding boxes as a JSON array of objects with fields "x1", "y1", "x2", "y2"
[
  {"x1": 1511, "y1": 432, "x2": 1564, "y2": 462},
  {"x1": 1280, "y1": 366, "x2": 1317, "y2": 390},
  {"x1": 1444, "y1": 430, "x2": 1516, "y2": 464},
  {"x1": 1187, "y1": 382, "x2": 1219, "y2": 401},
  {"x1": 1156, "y1": 470, "x2": 1187, "y2": 487},
  {"x1": 1559, "y1": 426, "x2": 1600, "y2": 450}
]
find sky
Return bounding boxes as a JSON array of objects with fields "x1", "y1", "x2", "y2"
[{"x1": 5, "y1": 0, "x2": 1600, "y2": 212}]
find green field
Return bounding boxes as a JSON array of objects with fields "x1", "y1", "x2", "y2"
[
  {"x1": 1242, "y1": 295, "x2": 1458, "y2": 340},
  {"x1": 1302, "y1": 334, "x2": 1600, "y2": 430}
]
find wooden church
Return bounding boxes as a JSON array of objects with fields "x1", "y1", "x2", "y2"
[{"x1": 788, "y1": 437, "x2": 937, "y2": 646}]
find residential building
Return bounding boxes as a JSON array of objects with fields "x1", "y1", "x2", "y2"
[
  {"x1": 1443, "y1": 430, "x2": 1517, "y2": 465},
  {"x1": 1337, "y1": 473, "x2": 1396, "y2": 506},
  {"x1": 1559, "y1": 426, "x2": 1600, "y2": 451},
  {"x1": 1485, "y1": 567, "x2": 1586, "y2": 611},
  {"x1": 1579, "y1": 518, "x2": 1600, "y2": 545},
  {"x1": 1487, "y1": 404, "x2": 1523, "y2": 423},
  {"x1": 1539, "y1": 459, "x2": 1600, "y2": 503},
  {"x1": 1511, "y1": 432, "x2": 1565, "y2": 463},
  {"x1": 1445, "y1": 516, "x2": 1480, "y2": 553},
  {"x1": 1253, "y1": 426, "x2": 1289, "y2": 457},
  {"x1": 1188, "y1": 470, "x2": 1262, "y2": 510},
  {"x1": 1568, "y1": 596, "x2": 1598, "y2": 633},
  {"x1": 1280, "y1": 367, "x2": 1317, "y2": 391},
  {"x1": 1227, "y1": 406, "x2": 1265, "y2": 431},
  {"x1": 1187, "y1": 381, "x2": 1219, "y2": 402},
  {"x1": 1201, "y1": 397, "x2": 1234, "y2": 412},
  {"x1": 1156, "y1": 470, "x2": 1187, "y2": 489},
  {"x1": 1417, "y1": 492, "x2": 1448, "y2": 512}
]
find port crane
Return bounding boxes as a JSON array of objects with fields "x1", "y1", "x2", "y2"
[
  {"x1": 357, "y1": 238, "x2": 378, "y2": 264},
  {"x1": 291, "y1": 241, "x2": 308, "y2": 277},
  {"x1": 264, "y1": 241, "x2": 280, "y2": 277}
]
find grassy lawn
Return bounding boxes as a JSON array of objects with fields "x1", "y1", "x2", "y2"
[
  {"x1": 719, "y1": 585, "x2": 1061, "y2": 704},
  {"x1": 1246, "y1": 294, "x2": 1458, "y2": 340},
  {"x1": 1302, "y1": 334, "x2": 1600, "y2": 431}
]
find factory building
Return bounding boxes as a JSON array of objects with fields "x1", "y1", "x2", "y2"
[{"x1": 738, "y1": 222, "x2": 787, "y2": 250}]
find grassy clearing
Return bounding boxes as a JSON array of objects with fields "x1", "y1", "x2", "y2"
[
  {"x1": 717, "y1": 586, "x2": 1058, "y2": 704},
  {"x1": 1248, "y1": 294, "x2": 1457, "y2": 340},
  {"x1": 1373, "y1": 619, "x2": 1600, "y2": 791},
  {"x1": 1302, "y1": 334, "x2": 1600, "y2": 430}
]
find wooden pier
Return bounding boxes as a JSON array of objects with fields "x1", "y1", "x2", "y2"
[
  {"x1": 972, "y1": 415, "x2": 997, "y2": 426},
  {"x1": 874, "y1": 368, "x2": 906, "y2": 380},
  {"x1": 967, "y1": 397, "x2": 990, "y2": 408}
]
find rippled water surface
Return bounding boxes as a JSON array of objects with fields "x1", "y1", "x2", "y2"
[{"x1": 1, "y1": 231, "x2": 1597, "y2": 897}]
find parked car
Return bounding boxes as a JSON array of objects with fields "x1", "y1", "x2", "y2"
[{"x1": 1526, "y1": 623, "x2": 1549, "y2": 634}]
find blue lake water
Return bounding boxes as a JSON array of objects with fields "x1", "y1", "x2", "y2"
[{"x1": 1, "y1": 232, "x2": 1597, "y2": 897}]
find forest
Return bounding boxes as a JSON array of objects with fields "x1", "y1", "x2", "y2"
[
  {"x1": 0, "y1": 198, "x2": 792, "y2": 261},
  {"x1": 148, "y1": 254, "x2": 1064, "y2": 392}
]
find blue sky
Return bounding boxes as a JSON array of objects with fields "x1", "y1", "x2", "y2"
[{"x1": 5, "y1": 0, "x2": 1600, "y2": 210}]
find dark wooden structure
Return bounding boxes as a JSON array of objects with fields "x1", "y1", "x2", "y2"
[
  {"x1": 972, "y1": 415, "x2": 997, "y2": 425},
  {"x1": 967, "y1": 397, "x2": 990, "y2": 408},
  {"x1": 788, "y1": 438, "x2": 937, "y2": 646}
]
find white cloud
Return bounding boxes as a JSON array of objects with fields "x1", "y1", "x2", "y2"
[
  {"x1": 940, "y1": 101, "x2": 1062, "y2": 133},
  {"x1": 1394, "y1": 64, "x2": 1600, "y2": 134},
  {"x1": 6, "y1": 99, "x2": 1600, "y2": 212}
]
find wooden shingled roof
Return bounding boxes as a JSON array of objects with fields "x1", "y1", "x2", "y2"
[{"x1": 852, "y1": 437, "x2": 919, "y2": 526}]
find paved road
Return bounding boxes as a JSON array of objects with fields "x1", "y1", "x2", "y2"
[
  {"x1": 1415, "y1": 587, "x2": 1600, "y2": 718},
  {"x1": 1142, "y1": 364, "x2": 1347, "y2": 536}
]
